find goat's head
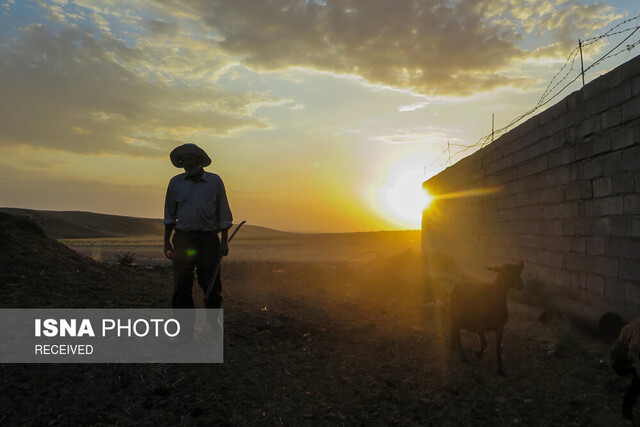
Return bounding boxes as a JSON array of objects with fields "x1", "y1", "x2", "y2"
[{"x1": 488, "y1": 262, "x2": 524, "y2": 290}]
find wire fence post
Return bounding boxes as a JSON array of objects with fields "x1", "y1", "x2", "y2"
[
  {"x1": 579, "y1": 39, "x2": 585, "y2": 87},
  {"x1": 491, "y1": 113, "x2": 495, "y2": 144}
]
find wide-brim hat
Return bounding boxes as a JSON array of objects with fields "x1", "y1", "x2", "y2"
[{"x1": 170, "y1": 143, "x2": 211, "y2": 168}]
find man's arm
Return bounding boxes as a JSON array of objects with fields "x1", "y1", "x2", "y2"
[
  {"x1": 164, "y1": 223, "x2": 175, "y2": 260},
  {"x1": 217, "y1": 177, "x2": 232, "y2": 257},
  {"x1": 220, "y1": 227, "x2": 229, "y2": 256},
  {"x1": 163, "y1": 178, "x2": 177, "y2": 260}
]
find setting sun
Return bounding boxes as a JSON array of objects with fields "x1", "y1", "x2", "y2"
[{"x1": 378, "y1": 164, "x2": 433, "y2": 229}]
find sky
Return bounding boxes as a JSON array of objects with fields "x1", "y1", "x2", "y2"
[{"x1": 0, "y1": 0, "x2": 639, "y2": 232}]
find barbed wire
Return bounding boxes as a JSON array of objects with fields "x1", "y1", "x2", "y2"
[{"x1": 425, "y1": 13, "x2": 640, "y2": 175}]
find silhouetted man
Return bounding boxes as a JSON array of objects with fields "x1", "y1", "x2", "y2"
[{"x1": 163, "y1": 143, "x2": 233, "y2": 338}]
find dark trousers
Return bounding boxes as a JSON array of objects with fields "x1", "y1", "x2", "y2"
[{"x1": 172, "y1": 230, "x2": 222, "y2": 333}]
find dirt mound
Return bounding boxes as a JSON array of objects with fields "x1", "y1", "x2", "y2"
[{"x1": 0, "y1": 212, "x2": 169, "y2": 308}]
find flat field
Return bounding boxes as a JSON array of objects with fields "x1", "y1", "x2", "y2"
[{"x1": 61, "y1": 229, "x2": 423, "y2": 264}]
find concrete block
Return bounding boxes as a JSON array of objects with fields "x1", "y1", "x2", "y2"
[
  {"x1": 567, "y1": 180, "x2": 593, "y2": 200},
  {"x1": 602, "y1": 152, "x2": 623, "y2": 176},
  {"x1": 587, "y1": 237, "x2": 605, "y2": 255},
  {"x1": 543, "y1": 236, "x2": 572, "y2": 253},
  {"x1": 583, "y1": 159, "x2": 602, "y2": 179},
  {"x1": 613, "y1": 172, "x2": 636, "y2": 194},
  {"x1": 593, "y1": 177, "x2": 612, "y2": 198},
  {"x1": 621, "y1": 146, "x2": 640, "y2": 172},
  {"x1": 538, "y1": 250, "x2": 565, "y2": 269},
  {"x1": 518, "y1": 157, "x2": 548, "y2": 178},
  {"x1": 511, "y1": 247, "x2": 541, "y2": 263},
  {"x1": 603, "y1": 107, "x2": 622, "y2": 130},
  {"x1": 575, "y1": 100, "x2": 592, "y2": 122},
  {"x1": 575, "y1": 218, "x2": 593, "y2": 236},
  {"x1": 621, "y1": 57, "x2": 640, "y2": 81},
  {"x1": 595, "y1": 256, "x2": 618, "y2": 277},
  {"x1": 620, "y1": 259, "x2": 640, "y2": 281},
  {"x1": 512, "y1": 219, "x2": 539, "y2": 235},
  {"x1": 593, "y1": 217, "x2": 611, "y2": 236},
  {"x1": 625, "y1": 195, "x2": 640, "y2": 215},
  {"x1": 625, "y1": 283, "x2": 640, "y2": 305},
  {"x1": 584, "y1": 76, "x2": 607, "y2": 100},
  {"x1": 544, "y1": 116, "x2": 567, "y2": 137},
  {"x1": 549, "y1": 98, "x2": 569, "y2": 119},
  {"x1": 539, "y1": 219, "x2": 563, "y2": 236},
  {"x1": 575, "y1": 140, "x2": 593, "y2": 160},
  {"x1": 570, "y1": 237, "x2": 586, "y2": 253},
  {"x1": 603, "y1": 196, "x2": 624, "y2": 216},
  {"x1": 604, "y1": 279, "x2": 625, "y2": 301},
  {"x1": 560, "y1": 146, "x2": 575, "y2": 164},
  {"x1": 522, "y1": 234, "x2": 544, "y2": 249},
  {"x1": 563, "y1": 218, "x2": 592, "y2": 236},
  {"x1": 606, "y1": 67, "x2": 624, "y2": 89},
  {"x1": 586, "y1": 274, "x2": 605, "y2": 295},
  {"x1": 544, "y1": 203, "x2": 575, "y2": 219},
  {"x1": 633, "y1": 217, "x2": 640, "y2": 237},
  {"x1": 571, "y1": 164, "x2": 581, "y2": 181},
  {"x1": 515, "y1": 144, "x2": 541, "y2": 164},
  {"x1": 566, "y1": 253, "x2": 590, "y2": 271},
  {"x1": 586, "y1": 199, "x2": 604, "y2": 217},
  {"x1": 497, "y1": 168, "x2": 518, "y2": 183},
  {"x1": 621, "y1": 96, "x2": 640, "y2": 123},
  {"x1": 633, "y1": 76, "x2": 640, "y2": 97},
  {"x1": 577, "y1": 201, "x2": 586, "y2": 217},
  {"x1": 605, "y1": 238, "x2": 640, "y2": 259},
  {"x1": 611, "y1": 81, "x2": 632, "y2": 105},
  {"x1": 541, "y1": 135, "x2": 567, "y2": 154},
  {"x1": 578, "y1": 116, "x2": 602, "y2": 140},
  {"x1": 567, "y1": 126, "x2": 577, "y2": 143},
  {"x1": 567, "y1": 91, "x2": 580, "y2": 110},
  {"x1": 547, "y1": 151, "x2": 562, "y2": 168},
  {"x1": 612, "y1": 126, "x2": 635, "y2": 150},
  {"x1": 593, "y1": 134, "x2": 612, "y2": 155},
  {"x1": 592, "y1": 92, "x2": 610, "y2": 114},
  {"x1": 601, "y1": 216, "x2": 633, "y2": 237},
  {"x1": 553, "y1": 166, "x2": 571, "y2": 186}
]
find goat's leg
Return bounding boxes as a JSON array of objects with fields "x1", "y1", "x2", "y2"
[
  {"x1": 450, "y1": 324, "x2": 456, "y2": 351},
  {"x1": 451, "y1": 325, "x2": 467, "y2": 362},
  {"x1": 496, "y1": 327, "x2": 504, "y2": 375},
  {"x1": 474, "y1": 332, "x2": 487, "y2": 359},
  {"x1": 623, "y1": 374, "x2": 640, "y2": 420}
]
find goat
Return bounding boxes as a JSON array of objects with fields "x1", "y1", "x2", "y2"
[
  {"x1": 449, "y1": 262, "x2": 524, "y2": 375},
  {"x1": 611, "y1": 317, "x2": 640, "y2": 421}
]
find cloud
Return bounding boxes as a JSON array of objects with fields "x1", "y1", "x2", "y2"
[
  {"x1": 373, "y1": 127, "x2": 462, "y2": 145},
  {"x1": 165, "y1": 0, "x2": 525, "y2": 96},
  {"x1": 0, "y1": 23, "x2": 270, "y2": 157},
  {"x1": 398, "y1": 101, "x2": 430, "y2": 113},
  {"x1": 146, "y1": 0, "x2": 621, "y2": 96}
]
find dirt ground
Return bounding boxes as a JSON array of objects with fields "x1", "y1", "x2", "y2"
[{"x1": 0, "y1": 213, "x2": 634, "y2": 426}]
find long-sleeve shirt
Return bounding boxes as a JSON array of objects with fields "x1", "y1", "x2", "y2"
[{"x1": 163, "y1": 171, "x2": 233, "y2": 232}]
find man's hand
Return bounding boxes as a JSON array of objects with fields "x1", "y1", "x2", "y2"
[
  {"x1": 164, "y1": 242, "x2": 175, "y2": 260},
  {"x1": 220, "y1": 240, "x2": 229, "y2": 257}
]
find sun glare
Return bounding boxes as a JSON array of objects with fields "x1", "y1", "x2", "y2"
[{"x1": 378, "y1": 165, "x2": 432, "y2": 229}]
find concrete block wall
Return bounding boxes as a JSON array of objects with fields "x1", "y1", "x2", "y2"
[{"x1": 422, "y1": 55, "x2": 640, "y2": 320}]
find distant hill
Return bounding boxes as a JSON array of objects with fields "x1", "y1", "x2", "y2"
[{"x1": 0, "y1": 208, "x2": 291, "y2": 239}]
